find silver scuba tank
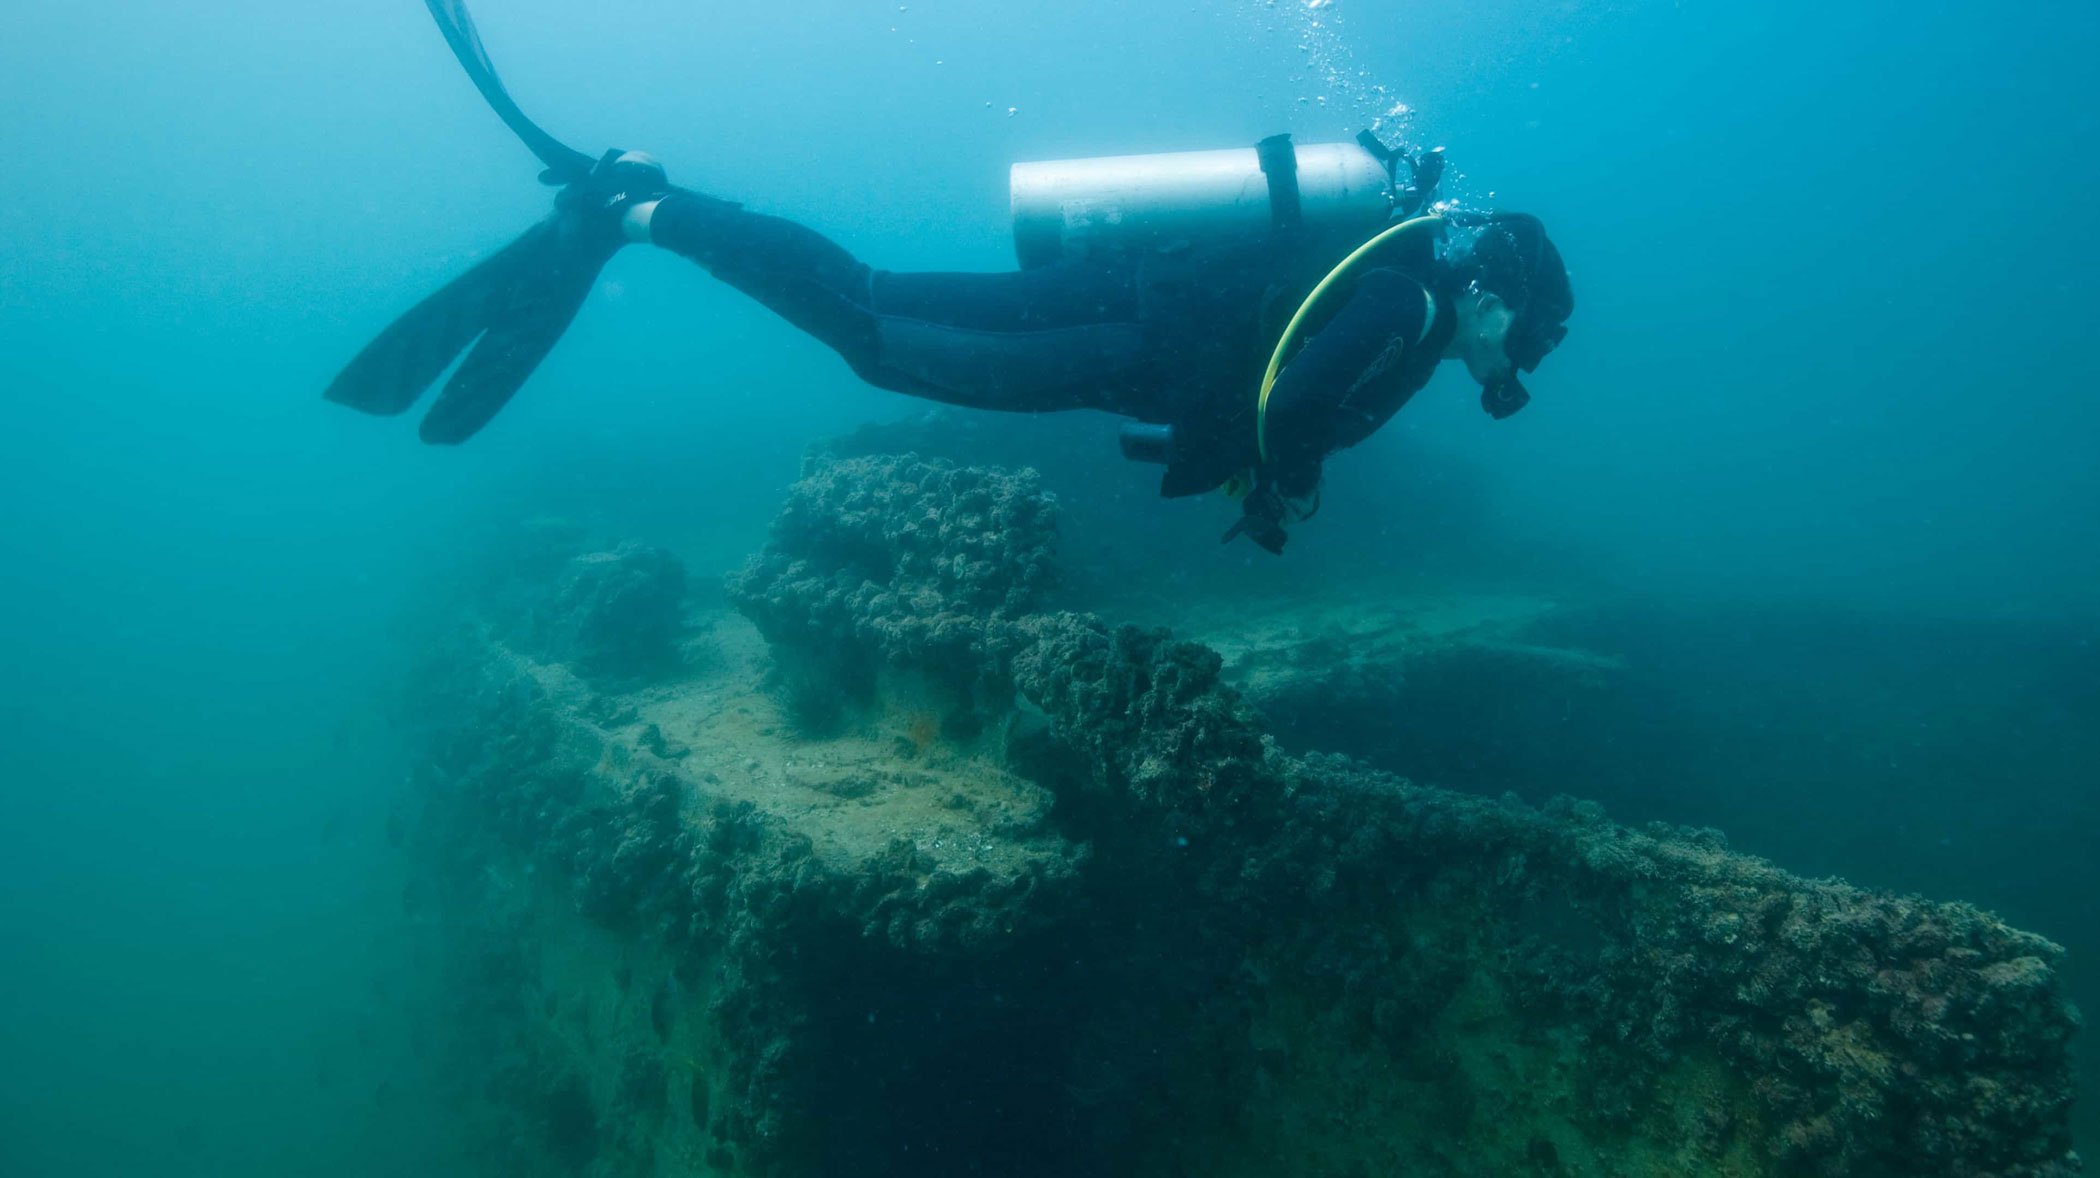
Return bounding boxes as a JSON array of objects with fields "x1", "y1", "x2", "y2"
[{"x1": 1010, "y1": 136, "x2": 1395, "y2": 269}]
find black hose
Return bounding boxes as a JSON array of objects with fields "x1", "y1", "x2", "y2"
[{"x1": 422, "y1": 0, "x2": 597, "y2": 184}]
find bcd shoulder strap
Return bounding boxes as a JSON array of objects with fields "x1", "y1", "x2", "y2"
[{"x1": 1254, "y1": 134, "x2": 1304, "y2": 236}]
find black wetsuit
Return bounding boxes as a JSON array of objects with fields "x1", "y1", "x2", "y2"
[{"x1": 650, "y1": 190, "x2": 1458, "y2": 497}]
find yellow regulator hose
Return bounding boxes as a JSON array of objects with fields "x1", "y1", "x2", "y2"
[{"x1": 1255, "y1": 215, "x2": 1446, "y2": 464}]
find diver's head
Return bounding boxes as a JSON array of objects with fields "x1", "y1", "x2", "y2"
[{"x1": 1445, "y1": 213, "x2": 1572, "y2": 418}]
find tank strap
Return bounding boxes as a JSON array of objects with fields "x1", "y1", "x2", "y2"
[{"x1": 1254, "y1": 134, "x2": 1303, "y2": 235}]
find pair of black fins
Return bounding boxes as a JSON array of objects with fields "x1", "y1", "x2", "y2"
[
  {"x1": 324, "y1": 0, "x2": 610, "y2": 443},
  {"x1": 323, "y1": 214, "x2": 618, "y2": 443}
]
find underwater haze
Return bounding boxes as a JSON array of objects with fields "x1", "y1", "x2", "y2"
[{"x1": 2, "y1": 1, "x2": 2096, "y2": 1174}]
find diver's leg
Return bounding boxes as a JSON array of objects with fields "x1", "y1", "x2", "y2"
[
  {"x1": 630, "y1": 192, "x2": 1149, "y2": 411},
  {"x1": 638, "y1": 191, "x2": 884, "y2": 367}
]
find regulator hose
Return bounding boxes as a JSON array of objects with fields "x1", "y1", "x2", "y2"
[{"x1": 1255, "y1": 214, "x2": 1446, "y2": 464}]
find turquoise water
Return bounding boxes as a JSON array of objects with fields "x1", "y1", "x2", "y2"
[{"x1": 1, "y1": 1, "x2": 2095, "y2": 1172}]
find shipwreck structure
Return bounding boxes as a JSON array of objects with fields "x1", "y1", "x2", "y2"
[{"x1": 398, "y1": 454, "x2": 2080, "y2": 1177}]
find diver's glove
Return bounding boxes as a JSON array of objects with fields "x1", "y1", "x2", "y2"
[
  {"x1": 1220, "y1": 478, "x2": 1318, "y2": 556},
  {"x1": 1222, "y1": 490, "x2": 1291, "y2": 555},
  {"x1": 323, "y1": 149, "x2": 671, "y2": 444}
]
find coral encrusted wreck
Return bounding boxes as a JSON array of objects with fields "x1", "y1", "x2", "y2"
[{"x1": 399, "y1": 453, "x2": 2080, "y2": 1178}]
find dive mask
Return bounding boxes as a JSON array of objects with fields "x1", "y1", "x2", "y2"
[
  {"x1": 1507, "y1": 318, "x2": 1567, "y2": 373},
  {"x1": 1482, "y1": 315, "x2": 1564, "y2": 418}
]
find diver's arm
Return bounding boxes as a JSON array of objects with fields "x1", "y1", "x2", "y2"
[{"x1": 1259, "y1": 267, "x2": 1433, "y2": 493}]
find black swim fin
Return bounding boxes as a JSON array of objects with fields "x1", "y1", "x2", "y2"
[
  {"x1": 415, "y1": 216, "x2": 622, "y2": 444},
  {"x1": 324, "y1": 214, "x2": 622, "y2": 443},
  {"x1": 324, "y1": 220, "x2": 552, "y2": 419}
]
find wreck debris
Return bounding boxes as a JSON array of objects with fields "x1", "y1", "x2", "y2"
[{"x1": 400, "y1": 454, "x2": 2080, "y2": 1177}]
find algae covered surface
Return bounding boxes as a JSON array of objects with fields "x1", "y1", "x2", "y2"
[{"x1": 390, "y1": 454, "x2": 2082, "y2": 1178}]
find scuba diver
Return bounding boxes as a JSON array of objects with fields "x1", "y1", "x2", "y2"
[{"x1": 327, "y1": 3, "x2": 1573, "y2": 555}]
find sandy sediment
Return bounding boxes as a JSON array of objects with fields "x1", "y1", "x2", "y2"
[{"x1": 397, "y1": 453, "x2": 2080, "y2": 1177}]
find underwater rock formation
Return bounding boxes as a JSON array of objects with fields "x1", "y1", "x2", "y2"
[
  {"x1": 727, "y1": 453, "x2": 1056, "y2": 721},
  {"x1": 528, "y1": 541, "x2": 689, "y2": 679},
  {"x1": 399, "y1": 454, "x2": 2080, "y2": 1177},
  {"x1": 1171, "y1": 592, "x2": 1629, "y2": 800}
]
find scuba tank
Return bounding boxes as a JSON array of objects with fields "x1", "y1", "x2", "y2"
[
  {"x1": 1024, "y1": 133, "x2": 1451, "y2": 476},
  {"x1": 1011, "y1": 135, "x2": 1402, "y2": 268}
]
